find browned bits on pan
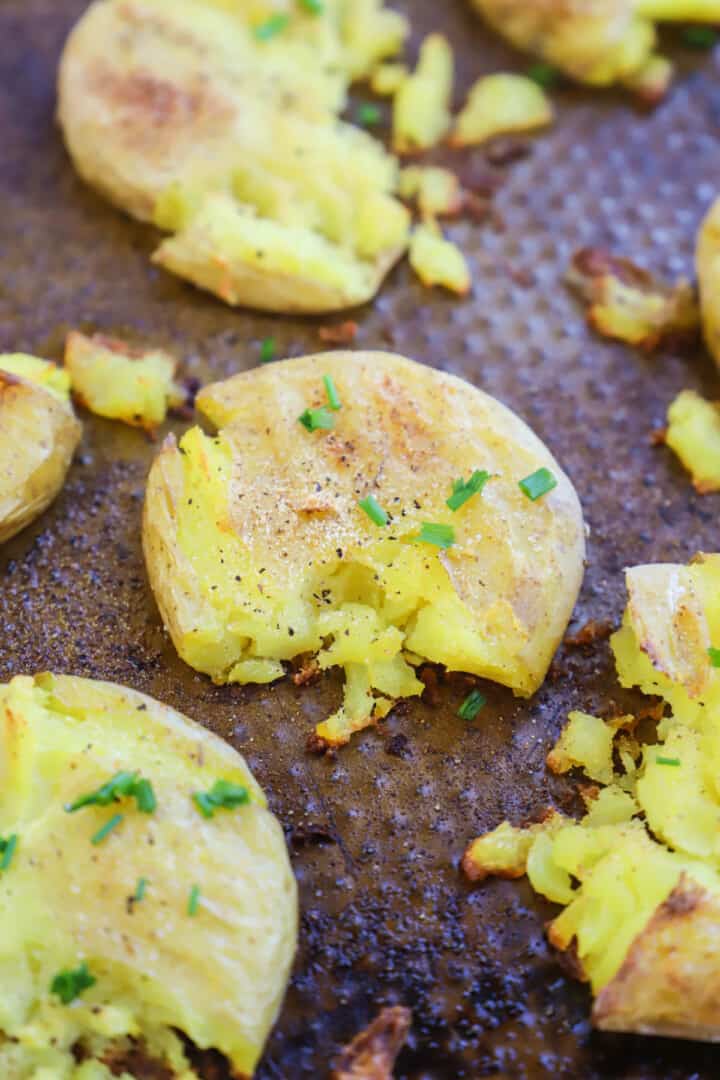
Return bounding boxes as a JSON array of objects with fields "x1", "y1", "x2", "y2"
[
  {"x1": 291, "y1": 657, "x2": 321, "y2": 686},
  {"x1": 484, "y1": 137, "x2": 532, "y2": 167},
  {"x1": 417, "y1": 664, "x2": 441, "y2": 706},
  {"x1": 306, "y1": 731, "x2": 334, "y2": 756},
  {"x1": 319, "y1": 321, "x2": 359, "y2": 346},
  {"x1": 331, "y1": 1005, "x2": 412, "y2": 1080},
  {"x1": 285, "y1": 821, "x2": 336, "y2": 848},
  {"x1": 650, "y1": 426, "x2": 668, "y2": 446},
  {"x1": 563, "y1": 619, "x2": 613, "y2": 648},
  {"x1": 384, "y1": 733, "x2": 410, "y2": 759}
]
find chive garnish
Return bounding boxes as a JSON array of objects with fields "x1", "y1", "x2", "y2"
[
  {"x1": 0, "y1": 834, "x2": 17, "y2": 873},
  {"x1": 527, "y1": 62, "x2": 561, "y2": 87},
  {"x1": 323, "y1": 374, "x2": 342, "y2": 411},
  {"x1": 298, "y1": 407, "x2": 335, "y2": 432},
  {"x1": 188, "y1": 884, "x2": 201, "y2": 917},
  {"x1": 447, "y1": 470, "x2": 491, "y2": 512},
  {"x1": 134, "y1": 877, "x2": 148, "y2": 903},
  {"x1": 458, "y1": 689, "x2": 487, "y2": 721},
  {"x1": 411, "y1": 522, "x2": 455, "y2": 549},
  {"x1": 133, "y1": 779, "x2": 157, "y2": 814},
  {"x1": 50, "y1": 962, "x2": 96, "y2": 1004},
  {"x1": 656, "y1": 756, "x2": 681, "y2": 767},
  {"x1": 91, "y1": 813, "x2": 124, "y2": 846},
  {"x1": 357, "y1": 103, "x2": 382, "y2": 127},
  {"x1": 259, "y1": 337, "x2": 276, "y2": 363},
  {"x1": 67, "y1": 771, "x2": 156, "y2": 815},
  {"x1": 519, "y1": 468, "x2": 557, "y2": 501},
  {"x1": 358, "y1": 494, "x2": 389, "y2": 527},
  {"x1": 709, "y1": 647, "x2": 720, "y2": 668},
  {"x1": 682, "y1": 26, "x2": 718, "y2": 49},
  {"x1": 298, "y1": 0, "x2": 323, "y2": 11},
  {"x1": 193, "y1": 779, "x2": 251, "y2": 819},
  {"x1": 254, "y1": 13, "x2": 289, "y2": 41}
]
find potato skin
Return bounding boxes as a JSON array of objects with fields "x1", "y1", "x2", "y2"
[{"x1": 0, "y1": 371, "x2": 81, "y2": 544}]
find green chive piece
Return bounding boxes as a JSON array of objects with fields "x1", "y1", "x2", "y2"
[
  {"x1": 447, "y1": 470, "x2": 491, "y2": 512},
  {"x1": 682, "y1": 26, "x2": 718, "y2": 49},
  {"x1": 193, "y1": 779, "x2": 251, "y2": 819},
  {"x1": 656, "y1": 756, "x2": 681, "y2": 767},
  {"x1": 188, "y1": 884, "x2": 201, "y2": 916},
  {"x1": 458, "y1": 689, "x2": 487, "y2": 721},
  {"x1": 519, "y1": 468, "x2": 557, "y2": 501},
  {"x1": 527, "y1": 61, "x2": 561, "y2": 87},
  {"x1": 411, "y1": 522, "x2": 455, "y2": 549},
  {"x1": 298, "y1": 0, "x2": 323, "y2": 11},
  {"x1": 259, "y1": 337, "x2": 276, "y2": 363},
  {"x1": 358, "y1": 494, "x2": 389, "y2": 527},
  {"x1": 134, "y1": 877, "x2": 148, "y2": 902},
  {"x1": 133, "y1": 779, "x2": 157, "y2": 815},
  {"x1": 0, "y1": 834, "x2": 18, "y2": 873},
  {"x1": 323, "y1": 374, "x2": 342, "y2": 411},
  {"x1": 709, "y1": 647, "x2": 720, "y2": 667},
  {"x1": 67, "y1": 771, "x2": 157, "y2": 815},
  {"x1": 91, "y1": 813, "x2": 124, "y2": 846},
  {"x1": 254, "y1": 13, "x2": 289, "y2": 41},
  {"x1": 357, "y1": 103, "x2": 382, "y2": 127},
  {"x1": 298, "y1": 407, "x2": 335, "y2": 432},
  {"x1": 50, "y1": 962, "x2": 96, "y2": 1005}
]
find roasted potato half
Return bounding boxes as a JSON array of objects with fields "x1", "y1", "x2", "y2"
[
  {"x1": 0, "y1": 672, "x2": 297, "y2": 1078},
  {"x1": 143, "y1": 350, "x2": 585, "y2": 746},
  {"x1": 0, "y1": 356, "x2": 81, "y2": 544},
  {"x1": 57, "y1": 0, "x2": 410, "y2": 314}
]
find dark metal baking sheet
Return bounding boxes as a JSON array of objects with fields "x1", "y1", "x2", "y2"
[{"x1": 3, "y1": 1, "x2": 720, "y2": 1076}]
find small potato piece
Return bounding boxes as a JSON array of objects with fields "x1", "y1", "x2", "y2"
[
  {"x1": 451, "y1": 74, "x2": 553, "y2": 147},
  {"x1": 371, "y1": 61, "x2": 409, "y2": 95},
  {"x1": 409, "y1": 224, "x2": 471, "y2": 295},
  {"x1": 393, "y1": 34, "x2": 454, "y2": 152},
  {"x1": 64, "y1": 331, "x2": 183, "y2": 431},
  {"x1": 547, "y1": 711, "x2": 633, "y2": 785},
  {"x1": 399, "y1": 166, "x2": 463, "y2": 219},
  {"x1": 665, "y1": 390, "x2": 720, "y2": 495},
  {"x1": 697, "y1": 196, "x2": 720, "y2": 367},
  {"x1": 0, "y1": 361, "x2": 81, "y2": 544},
  {"x1": 0, "y1": 672, "x2": 297, "y2": 1077}
]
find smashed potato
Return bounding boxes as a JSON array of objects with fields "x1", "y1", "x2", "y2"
[
  {"x1": 465, "y1": 552, "x2": 720, "y2": 1041},
  {"x1": 393, "y1": 34, "x2": 454, "y2": 153},
  {"x1": 665, "y1": 389, "x2": 720, "y2": 494},
  {"x1": 470, "y1": 0, "x2": 720, "y2": 96},
  {"x1": 0, "y1": 673, "x2": 297, "y2": 1078},
  {"x1": 0, "y1": 356, "x2": 81, "y2": 545},
  {"x1": 58, "y1": 0, "x2": 410, "y2": 313},
  {"x1": 64, "y1": 332, "x2": 183, "y2": 431},
  {"x1": 451, "y1": 74, "x2": 553, "y2": 147},
  {"x1": 143, "y1": 351, "x2": 585, "y2": 747},
  {"x1": 409, "y1": 224, "x2": 471, "y2": 295},
  {"x1": 399, "y1": 166, "x2": 463, "y2": 219}
]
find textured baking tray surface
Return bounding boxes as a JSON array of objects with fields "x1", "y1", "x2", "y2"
[{"x1": 3, "y1": 1, "x2": 720, "y2": 1076}]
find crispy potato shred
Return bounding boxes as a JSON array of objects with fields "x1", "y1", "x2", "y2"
[
  {"x1": 464, "y1": 553, "x2": 720, "y2": 1040},
  {"x1": 470, "y1": 0, "x2": 720, "y2": 97},
  {"x1": 331, "y1": 1006, "x2": 411, "y2": 1080},
  {"x1": 568, "y1": 248, "x2": 700, "y2": 350}
]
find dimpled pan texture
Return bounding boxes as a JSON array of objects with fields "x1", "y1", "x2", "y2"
[{"x1": 3, "y1": 1, "x2": 720, "y2": 1077}]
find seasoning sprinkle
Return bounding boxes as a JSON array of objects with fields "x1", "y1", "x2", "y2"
[
  {"x1": 519, "y1": 467, "x2": 557, "y2": 501},
  {"x1": 298, "y1": 406, "x2": 335, "y2": 432},
  {"x1": 0, "y1": 834, "x2": 17, "y2": 873},
  {"x1": 259, "y1": 337, "x2": 277, "y2": 363},
  {"x1": 253, "y1": 13, "x2": 289, "y2": 41},
  {"x1": 656, "y1": 756, "x2": 681, "y2": 767},
  {"x1": 411, "y1": 522, "x2": 455, "y2": 549},
  {"x1": 188, "y1": 884, "x2": 201, "y2": 917},
  {"x1": 50, "y1": 962, "x2": 96, "y2": 1005},
  {"x1": 323, "y1": 373, "x2": 342, "y2": 411},
  {"x1": 193, "y1": 779, "x2": 251, "y2": 819},
  {"x1": 447, "y1": 470, "x2": 491, "y2": 512},
  {"x1": 458, "y1": 689, "x2": 486, "y2": 721},
  {"x1": 708, "y1": 647, "x2": 720, "y2": 667},
  {"x1": 358, "y1": 494, "x2": 389, "y2": 527},
  {"x1": 134, "y1": 877, "x2": 148, "y2": 903},
  {"x1": 91, "y1": 813, "x2": 124, "y2": 846},
  {"x1": 357, "y1": 103, "x2": 382, "y2": 127}
]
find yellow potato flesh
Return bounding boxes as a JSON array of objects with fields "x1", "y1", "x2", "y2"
[
  {"x1": 143, "y1": 351, "x2": 585, "y2": 746},
  {"x1": 408, "y1": 224, "x2": 471, "y2": 295},
  {"x1": 392, "y1": 34, "x2": 453, "y2": 152},
  {"x1": 0, "y1": 673, "x2": 297, "y2": 1078},
  {"x1": 0, "y1": 354, "x2": 71, "y2": 401},
  {"x1": 665, "y1": 389, "x2": 720, "y2": 495},
  {"x1": 452, "y1": 74, "x2": 553, "y2": 147},
  {"x1": 697, "y1": 196, "x2": 720, "y2": 367}
]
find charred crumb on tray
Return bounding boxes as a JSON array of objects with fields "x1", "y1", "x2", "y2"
[{"x1": 563, "y1": 619, "x2": 614, "y2": 648}]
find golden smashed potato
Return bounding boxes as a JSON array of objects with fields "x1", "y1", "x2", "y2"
[
  {"x1": 65, "y1": 331, "x2": 184, "y2": 431},
  {"x1": 465, "y1": 552, "x2": 720, "y2": 1041},
  {"x1": 697, "y1": 195, "x2": 720, "y2": 367},
  {"x1": 0, "y1": 673, "x2": 297, "y2": 1077},
  {"x1": 0, "y1": 355, "x2": 81, "y2": 545},
  {"x1": 143, "y1": 351, "x2": 585, "y2": 747},
  {"x1": 451, "y1": 74, "x2": 553, "y2": 147},
  {"x1": 393, "y1": 34, "x2": 454, "y2": 152},
  {"x1": 470, "y1": 0, "x2": 720, "y2": 96},
  {"x1": 58, "y1": 0, "x2": 410, "y2": 314},
  {"x1": 399, "y1": 166, "x2": 463, "y2": 219},
  {"x1": 408, "y1": 224, "x2": 471, "y2": 295},
  {"x1": 665, "y1": 389, "x2": 720, "y2": 494}
]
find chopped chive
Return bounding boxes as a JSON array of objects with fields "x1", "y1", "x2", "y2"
[
  {"x1": 253, "y1": 13, "x2": 289, "y2": 41},
  {"x1": 188, "y1": 884, "x2": 201, "y2": 916},
  {"x1": 527, "y1": 61, "x2": 561, "y2": 87},
  {"x1": 0, "y1": 834, "x2": 17, "y2": 873},
  {"x1": 357, "y1": 103, "x2": 382, "y2": 127},
  {"x1": 709, "y1": 647, "x2": 720, "y2": 667},
  {"x1": 323, "y1": 374, "x2": 342, "y2": 411},
  {"x1": 193, "y1": 779, "x2": 251, "y2": 819},
  {"x1": 134, "y1": 877, "x2": 148, "y2": 903},
  {"x1": 358, "y1": 494, "x2": 389, "y2": 527},
  {"x1": 519, "y1": 468, "x2": 557, "y2": 501},
  {"x1": 656, "y1": 756, "x2": 681, "y2": 767},
  {"x1": 682, "y1": 26, "x2": 718, "y2": 49},
  {"x1": 458, "y1": 689, "x2": 487, "y2": 721},
  {"x1": 133, "y1": 779, "x2": 157, "y2": 814},
  {"x1": 411, "y1": 522, "x2": 455, "y2": 549},
  {"x1": 298, "y1": 0, "x2": 323, "y2": 11},
  {"x1": 91, "y1": 813, "x2": 124, "y2": 846},
  {"x1": 67, "y1": 771, "x2": 156, "y2": 815},
  {"x1": 50, "y1": 962, "x2": 96, "y2": 1005},
  {"x1": 447, "y1": 470, "x2": 491, "y2": 512},
  {"x1": 298, "y1": 406, "x2": 335, "y2": 432},
  {"x1": 259, "y1": 337, "x2": 276, "y2": 364}
]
